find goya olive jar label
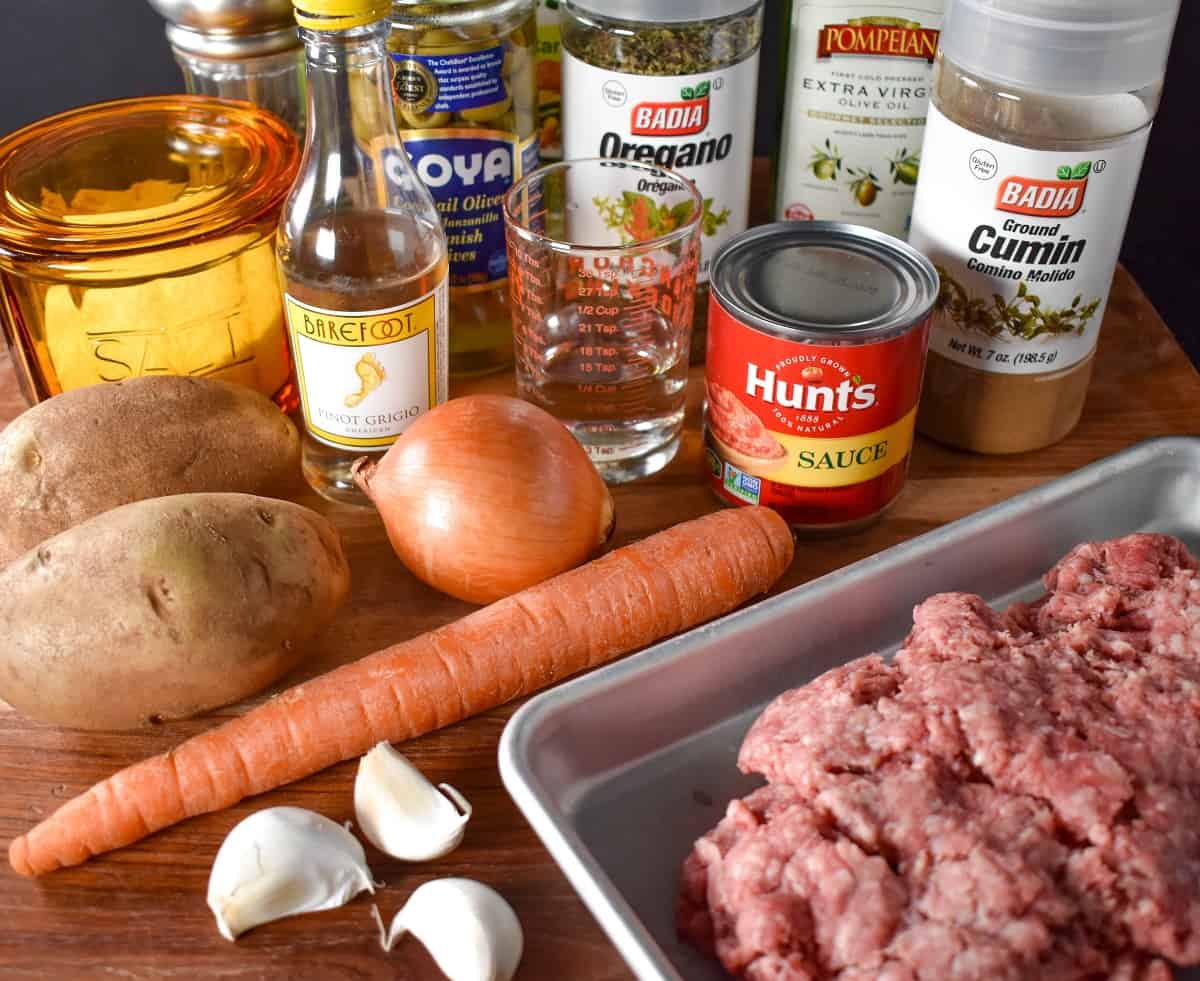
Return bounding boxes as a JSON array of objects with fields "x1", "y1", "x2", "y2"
[
  {"x1": 910, "y1": 104, "x2": 1151, "y2": 375},
  {"x1": 283, "y1": 285, "x2": 447, "y2": 451},
  {"x1": 393, "y1": 43, "x2": 538, "y2": 289},
  {"x1": 776, "y1": 0, "x2": 942, "y2": 238},
  {"x1": 704, "y1": 222, "x2": 936, "y2": 530},
  {"x1": 561, "y1": 54, "x2": 758, "y2": 284},
  {"x1": 399, "y1": 129, "x2": 538, "y2": 287},
  {"x1": 393, "y1": 46, "x2": 507, "y2": 115}
]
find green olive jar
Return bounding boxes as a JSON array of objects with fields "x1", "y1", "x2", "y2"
[{"x1": 389, "y1": 0, "x2": 539, "y2": 376}]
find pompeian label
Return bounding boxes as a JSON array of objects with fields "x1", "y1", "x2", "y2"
[
  {"x1": 909, "y1": 104, "x2": 1151, "y2": 375},
  {"x1": 283, "y1": 286, "x2": 446, "y2": 451},
  {"x1": 816, "y1": 19, "x2": 939, "y2": 61},
  {"x1": 562, "y1": 53, "x2": 758, "y2": 284},
  {"x1": 401, "y1": 132, "x2": 538, "y2": 287}
]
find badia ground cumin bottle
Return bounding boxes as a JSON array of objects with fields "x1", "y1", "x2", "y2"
[{"x1": 908, "y1": 0, "x2": 1180, "y2": 454}]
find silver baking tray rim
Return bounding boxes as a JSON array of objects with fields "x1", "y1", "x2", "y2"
[{"x1": 499, "y1": 436, "x2": 1200, "y2": 981}]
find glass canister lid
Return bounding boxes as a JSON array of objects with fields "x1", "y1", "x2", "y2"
[{"x1": 0, "y1": 96, "x2": 299, "y2": 269}]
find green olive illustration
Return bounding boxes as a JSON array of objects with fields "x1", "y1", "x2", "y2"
[
  {"x1": 808, "y1": 140, "x2": 842, "y2": 181},
  {"x1": 812, "y1": 158, "x2": 836, "y2": 181},
  {"x1": 889, "y1": 149, "x2": 921, "y2": 186}
]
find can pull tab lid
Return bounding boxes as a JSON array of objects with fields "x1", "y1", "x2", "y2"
[{"x1": 940, "y1": 0, "x2": 1181, "y2": 96}]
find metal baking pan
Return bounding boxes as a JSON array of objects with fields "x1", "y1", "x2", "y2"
[{"x1": 499, "y1": 436, "x2": 1200, "y2": 981}]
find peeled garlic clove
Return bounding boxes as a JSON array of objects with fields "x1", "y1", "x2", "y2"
[
  {"x1": 354, "y1": 742, "x2": 472, "y2": 861},
  {"x1": 207, "y1": 806, "x2": 375, "y2": 941},
  {"x1": 376, "y1": 878, "x2": 523, "y2": 981}
]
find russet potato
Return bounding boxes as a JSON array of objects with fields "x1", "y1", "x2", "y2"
[
  {"x1": 0, "y1": 375, "x2": 300, "y2": 562},
  {"x1": 0, "y1": 493, "x2": 350, "y2": 730}
]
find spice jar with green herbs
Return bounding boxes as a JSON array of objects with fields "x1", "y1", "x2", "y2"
[
  {"x1": 389, "y1": 0, "x2": 539, "y2": 377},
  {"x1": 560, "y1": 0, "x2": 763, "y2": 363}
]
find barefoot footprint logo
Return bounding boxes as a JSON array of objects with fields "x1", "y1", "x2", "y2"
[{"x1": 344, "y1": 353, "x2": 386, "y2": 408}]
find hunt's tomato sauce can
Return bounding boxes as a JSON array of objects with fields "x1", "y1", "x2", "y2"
[{"x1": 705, "y1": 222, "x2": 938, "y2": 532}]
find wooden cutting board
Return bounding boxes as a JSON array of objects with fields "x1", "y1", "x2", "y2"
[{"x1": 0, "y1": 264, "x2": 1197, "y2": 979}]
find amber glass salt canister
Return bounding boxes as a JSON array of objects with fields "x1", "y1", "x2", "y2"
[{"x1": 0, "y1": 96, "x2": 300, "y2": 408}]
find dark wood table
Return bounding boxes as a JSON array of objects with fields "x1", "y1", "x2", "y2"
[{"x1": 0, "y1": 264, "x2": 1196, "y2": 979}]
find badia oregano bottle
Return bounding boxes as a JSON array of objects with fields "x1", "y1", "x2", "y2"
[
  {"x1": 559, "y1": 0, "x2": 763, "y2": 364},
  {"x1": 909, "y1": 0, "x2": 1179, "y2": 454}
]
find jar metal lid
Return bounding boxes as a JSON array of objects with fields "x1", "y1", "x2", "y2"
[
  {"x1": 564, "y1": 0, "x2": 760, "y2": 26},
  {"x1": 166, "y1": 23, "x2": 301, "y2": 57},
  {"x1": 389, "y1": 0, "x2": 533, "y2": 31},
  {"x1": 710, "y1": 222, "x2": 940, "y2": 343},
  {"x1": 0, "y1": 96, "x2": 299, "y2": 268},
  {"x1": 145, "y1": 0, "x2": 295, "y2": 35}
]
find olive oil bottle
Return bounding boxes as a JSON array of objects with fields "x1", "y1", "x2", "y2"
[{"x1": 278, "y1": 0, "x2": 449, "y2": 505}]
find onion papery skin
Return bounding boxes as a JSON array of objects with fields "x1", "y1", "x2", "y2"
[{"x1": 353, "y1": 395, "x2": 615, "y2": 605}]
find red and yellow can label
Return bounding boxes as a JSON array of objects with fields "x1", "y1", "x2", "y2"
[{"x1": 704, "y1": 295, "x2": 930, "y2": 527}]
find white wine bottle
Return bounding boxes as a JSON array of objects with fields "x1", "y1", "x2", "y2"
[{"x1": 277, "y1": 0, "x2": 449, "y2": 504}]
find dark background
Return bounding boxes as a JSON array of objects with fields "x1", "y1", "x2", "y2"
[{"x1": 4, "y1": 0, "x2": 1197, "y2": 366}]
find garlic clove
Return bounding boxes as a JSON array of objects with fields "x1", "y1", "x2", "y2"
[
  {"x1": 354, "y1": 741, "x2": 472, "y2": 861},
  {"x1": 375, "y1": 878, "x2": 524, "y2": 981},
  {"x1": 207, "y1": 806, "x2": 375, "y2": 941}
]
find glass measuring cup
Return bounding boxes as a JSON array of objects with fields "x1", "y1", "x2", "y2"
[{"x1": 503, "y1": 159, "x2": 701, "y2": 483}]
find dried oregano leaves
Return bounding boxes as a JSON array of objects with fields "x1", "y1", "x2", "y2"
[
  {"x1": 561, "y1": 11, "x2": 760, "y2": 75},
  {"x1": 936, "y1": 267, "x2": 1102, "y2": 340}
]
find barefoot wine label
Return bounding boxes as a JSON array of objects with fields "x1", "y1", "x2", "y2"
[{"x1": 283, "y1": 286, "x2": 448, "y2": 450}]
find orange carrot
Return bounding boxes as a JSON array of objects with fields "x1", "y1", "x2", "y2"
[{"x1": 10, "y1": 506, "x2": 793, "y2": 877}]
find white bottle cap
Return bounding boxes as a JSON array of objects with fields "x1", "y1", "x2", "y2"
[{"x1": 940, "y1": 0, "x2": 1180, "y2": 96}]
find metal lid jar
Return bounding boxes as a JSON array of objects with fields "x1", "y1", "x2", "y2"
[
  {"x1": 559, "y1": 0, "x2": 763, "y2": 365},
  {"x1": 145, "y1": 0, "x2": 306, "y2": 136},
  {"x1": 704, "y1": 222, "x2": 938, "y2": 532}
]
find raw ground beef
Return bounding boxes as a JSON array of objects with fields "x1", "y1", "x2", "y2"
[{"x1": 679, "y1": 533, "x2": 1200, "y2": 980}]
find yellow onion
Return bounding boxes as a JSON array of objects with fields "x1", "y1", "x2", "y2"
[{"x1": 352, "y1": 395, "x2": 615, "y2": 604}]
